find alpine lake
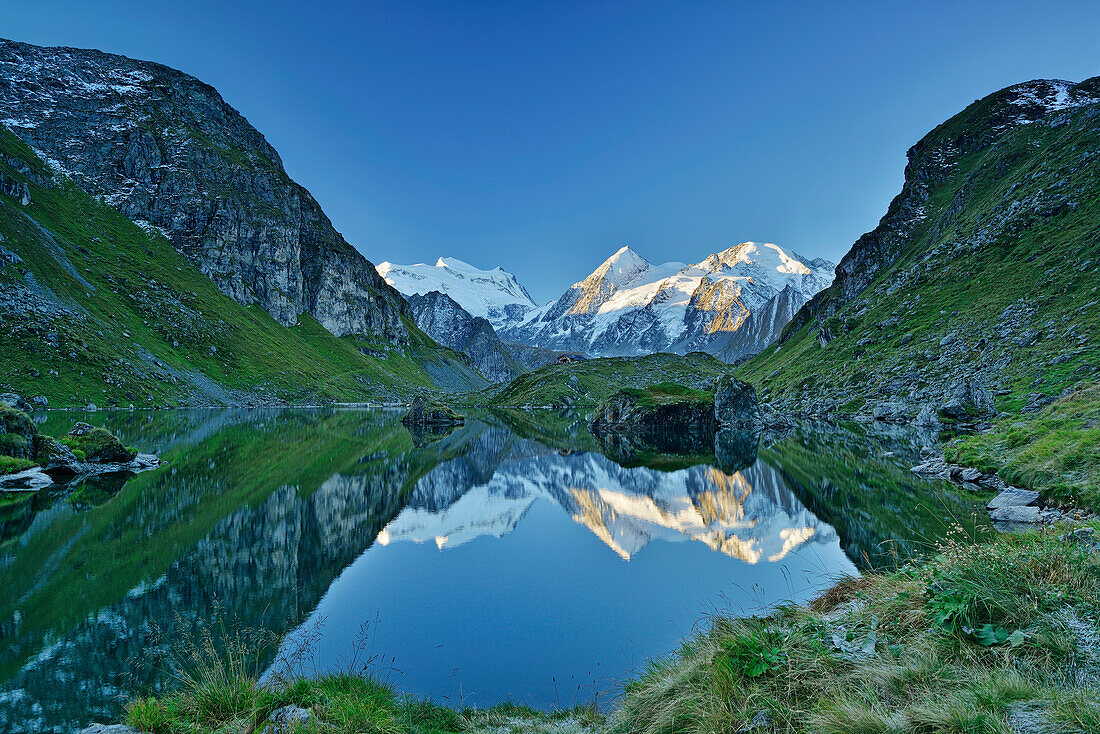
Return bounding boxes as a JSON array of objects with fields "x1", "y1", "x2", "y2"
[{"x1": 0, "y1": 408, "x2": 993, "y2": 733}]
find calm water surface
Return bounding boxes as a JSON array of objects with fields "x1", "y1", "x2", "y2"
[{"x1": 0, "y1": 409, "x2": 990, "y2": 732}]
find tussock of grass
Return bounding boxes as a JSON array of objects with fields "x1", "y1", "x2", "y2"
[
  {"x1": 608, "y1": 524, "x2": 1100, "y2": 734},
  {"x1": 946, "y1": 382, "x2": 1100, "y2": 511},
  {"x1": 0, "y1": 455, "x2": 34, "y2": 474}
]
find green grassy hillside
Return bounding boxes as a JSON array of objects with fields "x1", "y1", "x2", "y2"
[
  {"x1": 737, "y1": 79, "x2": 1100, "y2": 422},
  {"x1": 0, "y1": 127, "x2": 484, "y2": 407},
  {"x1": 483, "y1": 352, "x2": 730, "y2": 408}
]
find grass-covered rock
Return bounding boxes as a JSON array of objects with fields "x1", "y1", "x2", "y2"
[
  {"x1": 61, "y1": 423, "x2": 137, "y2": 464},
  {"x1": 401, "y1": 396, "x2": 465, "y2": 427},
  {"x1": 588, "y1": 383, "x2": 718, "y2": 469},
  {"x1": 589, "y1": 382, "x2": 715, "y2": 431},
  {"x1": 0, "y1": 403, "x2": 36, "y2": 461}
]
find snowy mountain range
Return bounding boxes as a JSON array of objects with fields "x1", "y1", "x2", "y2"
[
  {"x1": 501, "y1": 242, "x2": 834, "y2": 359},
  {"x1": 376, "y1": 257, "x2": 539, "y2": 329},
  {"x1": 378, "y1": 242, "x2": 834, "y2": 365}
]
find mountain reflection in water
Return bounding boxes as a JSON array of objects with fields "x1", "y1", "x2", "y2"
[{"x1": 0, "y1": 409, "x2": 988, "y2": 732}]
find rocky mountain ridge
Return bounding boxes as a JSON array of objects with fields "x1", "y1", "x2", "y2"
[{"x1": 0, "y1": 38, "x2": 409, "y2": 341}]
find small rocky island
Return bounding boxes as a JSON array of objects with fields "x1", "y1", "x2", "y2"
[{"x1": 400, "y1": 396, "x2": 466, "y2": 427}]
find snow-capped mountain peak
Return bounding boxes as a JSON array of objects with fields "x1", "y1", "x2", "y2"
[
  {"x1": 377, "y1": 257, "x2": 538, "y2": 328},
  {"x1": 499, "y1": 241, "x2": 835, "y2": 360},
  {"x1": 587, "y1": 245, "x2": 652, "y2": 288}
]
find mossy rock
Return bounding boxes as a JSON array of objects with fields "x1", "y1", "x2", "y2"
[
  {"x1": 401, "y1": 397, "x2": 465, "y2": 427},
  {"x1": 0, "y1": 404, "x2": 37, "y2": 460},
  {"x1": 62, "y1": 422, "x2": 137, "y2": 463}
]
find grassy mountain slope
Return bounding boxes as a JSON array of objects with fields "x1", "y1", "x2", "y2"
[
  {"x1": 483, "y1": 352, "x2": 731, "y2": 408},
  {"x1": 0, "y1": 127, "x2": 484, "y2": 407},
  {"x1": 737, "y1": 79, "x2": 1100, "y2": 422}
]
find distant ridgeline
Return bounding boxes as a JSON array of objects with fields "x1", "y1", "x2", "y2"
[
  {"x1": 738, "y1": 77, "x2": 1100, "y2": 424},
  {"x1": 0, "y1": 39, "x2": 484, "y2": 407}
]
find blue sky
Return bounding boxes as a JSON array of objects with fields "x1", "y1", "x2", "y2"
[{"x1": 3, "y1": 1, "x2": 1100, "y2": 302}]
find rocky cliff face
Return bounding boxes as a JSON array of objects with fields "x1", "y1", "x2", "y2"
[
  {"x1": 0, "y1": 39, "x2": 409, "y2": 341},
  {"x1": 744, "y1": 78, "x2": 1100, "y2": 422},
  {"x1": 406, "y1": 291, "x2": 523, "y2": 383}
]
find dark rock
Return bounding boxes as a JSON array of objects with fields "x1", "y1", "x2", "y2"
[
  {"x1": 714, "y1": 429, "x2": 759, "y2": 473},
  {"x1": 0, "y1": 393, "x2": 32, "y2": 412},
  {"x1": 590, "y1": 389, "x2": 717, "y2": 436},
  {"x1": 714, "y1": 375, "x2": 761, "y2": 430},
  {"x1": 33, "y1": 434, "x2": 78, "y2": 472},
  {"x1": 261, "y1": 705, "x2": 313, "y2": 734},
  {"x1": 939, "y1": 377, "x2": 995, "y2": 421}
]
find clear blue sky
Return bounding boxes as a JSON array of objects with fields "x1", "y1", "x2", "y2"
[{"x1": 3, "y1": 1, "x2": 1100, "y2": 302}]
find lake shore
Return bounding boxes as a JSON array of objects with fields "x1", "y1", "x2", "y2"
[{"x1": 112, "y1": 522, "x2": 1100, "y2": 734}]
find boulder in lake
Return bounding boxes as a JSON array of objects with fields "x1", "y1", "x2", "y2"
[
  {"x1": 33, "y1": 434, "x2": 79, "y2": 472},
  {"x1": 714, "y1": 375, "x2": 761, "y2": 430},
  {"x1": 65, "y1": 423, "x2": 138, "y2": 463},
  {"x1": 401, "y1": 397, "x2": 465, "y2": 427}
]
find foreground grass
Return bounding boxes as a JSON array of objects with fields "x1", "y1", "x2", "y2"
[
  {"x1": 946, "y1": 383, "x2": 1100, "y2": 512},
  {"x1": 127, "y1": 673, "x2": 601, "y2": 734},
  {"x1": 121, "y1": 526, "x2": 1099, "y2": 734},
  {"x1": 609, "y1": 524, "x2": 1100, "y2": 734}
]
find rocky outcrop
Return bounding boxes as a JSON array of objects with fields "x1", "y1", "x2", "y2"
[
  {"x1": 588, "y1": 387, "x2": 719, "y2": 464},
  {"x1": 0, "y1": 39, "x2": 410, "y2": 341},
  {"x1": 406, "y1": 291, "x2": 523, "y2": 383},
  {"x1": 0, "y1": 403, "x2": 36, "y2": 459},
  {"x1": 714, "y1": 376, "x2": 761, "y2": 430},
  {"x1": 401, "y1": 396, "x2": 465, "y2": 427},
  {"x1": 64, "y1": 423, "x2": 137, "y2": 464}
]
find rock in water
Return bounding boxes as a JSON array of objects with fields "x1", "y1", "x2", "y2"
[
  {"x1": 987, "y1": 488, "x2": 1040, "y2": 510},
  {"x1": 33, "y1": 434, "x2": 78, "y2": 472},
  {"x1": 65, "y1": 423, "x2": 138, "y2": 463},
  {"x1": 589, "y1": 388, "x2": 717, "y2": 436},
  {"x1": 714, "y1": 375, "x2": 761, "y2": 430},
  {"x1": 401, "y1": 397, "x2": 465, "y2": 427}
]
